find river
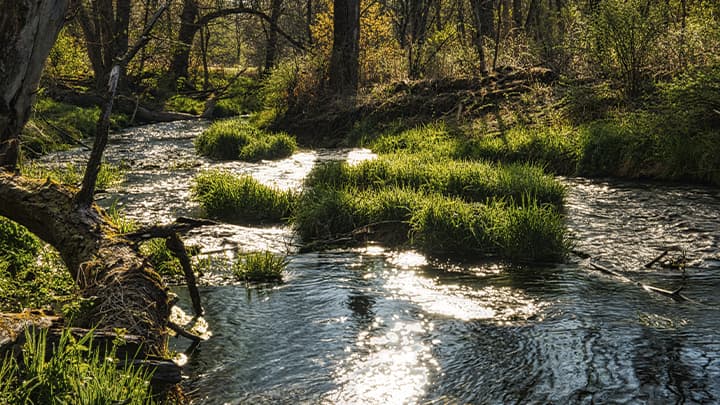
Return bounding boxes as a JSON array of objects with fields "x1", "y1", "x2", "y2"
[{"x1": 40, "y1": 120, "x2": 720, "y2": 404}]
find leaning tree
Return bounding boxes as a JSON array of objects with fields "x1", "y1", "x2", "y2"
[{"x1": 0, "y1": 0, "x2": 177, "y2": 354}]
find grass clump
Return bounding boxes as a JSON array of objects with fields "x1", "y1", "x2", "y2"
[
  {"x1": 232, "y1": 251, "x2": 288, "y2": 283},
  {"x1": 195, "y1": 118, "x2": 296, "y2": 161},
  {"x1": 0, "y1": 328, "x2": 155, "y2": 404},
  {"x1": 192, "y1": 170, "x2": 295, "y2": 223}
]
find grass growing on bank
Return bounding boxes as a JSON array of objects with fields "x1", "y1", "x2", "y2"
[
  {"x1": 232, "y1": 251, "x2": 288, "y2": 283},
  {"x1": 195, "y1": 118, "x2": 296, "y2": 161},
  {"x1": 20, "y1": 161, "x2": 126, "y2": 190},
  {"x1": 22, "y1": 97, "x2": 129, "y2": 157},
  {"x1": 192, "y1": 170, "x2": 296, "y2": 223},
  {"x1": 0, "y1": 217, "x2": 77, "y2": 313},
  {"x1": 0, "y1": 328, "x2": 155, "y2": 404}
]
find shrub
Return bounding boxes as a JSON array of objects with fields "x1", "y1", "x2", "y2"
[
  {"x1": 232, "y1": 251, "x2": 287, "y2": 283},
  {"x1": 192, "y1": 170, "x2": 296, "y2": 223}
]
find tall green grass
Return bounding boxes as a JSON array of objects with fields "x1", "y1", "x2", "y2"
[
  {"x1": 293, "y1": 186, "x2": 567, "y2": 261},
  {"x1": 0, "y1": 328, "x2": 155, "y2": 404},
  {"x1": 192, "y1": 170, "x2": 296, "y2": 223},
  {"x1": 195, "y1": 118, "x2": 296, "y2": 161},
  {"x1": 306, "y1": 155, "x2": 565, "y2": 207}
]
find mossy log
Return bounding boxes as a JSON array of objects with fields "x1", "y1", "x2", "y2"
[{"x1": 0, "y1": 172, "x2": 170, "y2": 353}]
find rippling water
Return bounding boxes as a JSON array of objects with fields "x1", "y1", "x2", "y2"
[{"x1": 43, "y1": 121, "x2": 720, "y2": 404}]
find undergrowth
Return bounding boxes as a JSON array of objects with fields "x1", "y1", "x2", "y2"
[{"x1": 195, "y1": 118, "x2": 296, "y2": 161}]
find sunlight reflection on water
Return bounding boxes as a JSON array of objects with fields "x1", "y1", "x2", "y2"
[{"x1": 326, "y1": 319, "x2": 438, "y2": 405}]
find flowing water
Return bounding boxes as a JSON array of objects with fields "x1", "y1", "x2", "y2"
[{"x1": 42, "y1": 121, "x2": 720, "y2": 404}]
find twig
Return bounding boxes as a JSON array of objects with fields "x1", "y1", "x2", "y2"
[
  {"x1": 167, "y1": 321, "x2": 205, "y2": 342},
  {"x1": 644, "y1": 250, "x2": 668, "y2": 268}
]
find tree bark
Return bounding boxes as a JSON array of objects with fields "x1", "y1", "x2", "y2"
[
  {"x1": 169, "y1": 0, "x2": 200, "y2": 86},
  {"x1": 329, "y1": 0, "x2": 360, "y2": 94},
  {"x1": 264, "y1": 0, "x2": 284, "y2": 73},
  {"x1": 0, "y1": 0, "x2": 69, "y2": 171}
]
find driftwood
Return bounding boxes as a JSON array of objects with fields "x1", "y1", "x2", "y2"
[{"x1": 590, "y1": 261, "x2": 696, "y2": 303}]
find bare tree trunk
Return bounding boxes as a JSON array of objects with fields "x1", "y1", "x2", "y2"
[
  {"x1": 169, "y1": 0, "x2": 200, "y2": 87},
  {"x1": 470, "y1": 0, "x2": 494, "y2": 74},
  {"x1": 0, "y1": 0, "x2": 68, "y2": 171},
  {"x1": 264, "y1": 0, "x2": 284, "y2": 73},
  {"x1": 329, "y1": 0, "x2": 360, "y2": 94}
]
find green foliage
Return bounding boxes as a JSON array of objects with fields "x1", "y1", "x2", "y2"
[
  {"x1": 45, "y1": 27, "x2": 92, "y2": 79},
  {"x1": 195, "y1": 118, "x2": 296, "y2": 161},
  {"x1": 214, "y1": 76, "x2": 264, "y2": 117},
  {"x1": 369, "y1": 122, "x2": 459, "y2": 157},
  {"x1": 232, "y1": 251, "x2": 288, "y2": 283},
  {"x1": 238, "y1": 132, "x2": 297, "y2": 162},
  {"x1": 293, "y1": 120, "x2": 569, "y2": 261},
  {"x1": 0, "y1": 328, "x2": 154, "y2": 404},
  {"x1": 192, "y1": 170, "x2": 296, "y2": 223},
  {"x1": 105, "y1": 202, "x2": 139, "y2": 234},
  {"x1": 195, "y1": 119, "x2": 253, "y2": 160},
  {"x1": 588, "y1": 0, "x2": 667, "y2": 97},
  {"x1": 165, "y1": 95, "x2": 205, "y2": 115},
  {"x1": 0, "y1": 217, "x2": 41, "y2": 274}
]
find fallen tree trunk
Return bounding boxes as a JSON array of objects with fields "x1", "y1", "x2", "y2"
[{"x1": 0, "y1": 172, "x2": 170, "y2": 353}]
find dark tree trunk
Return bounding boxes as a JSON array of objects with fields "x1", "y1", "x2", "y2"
[
  {"x1": 329, "y1": 0, "x2": 360, "y2": 94},
  {"x1": 75, "y1": 0, "x2": 132, "y2": 91},
  {"x1": 264, "y1": 0, "x2": 284, "y2": 73},
  {"x1": 470, "y1": 0, "x2": 494, "y2": 74},
  {"x1": 169, "y1": 0, "x2": 200, "y2": 86},
  {"x1": 512, "y1": 0, "x2": 523, "y2": 28},
  {"x1": 408, "y1": 0, "x2": 432, "y2": 78},
  {"x1": 0, "y1": 0, "x2": 68, "y2": 171}
]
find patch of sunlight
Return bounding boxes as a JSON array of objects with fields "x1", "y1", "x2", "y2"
[
  {"x1": 326, "y1": 320, "x2": 437, "y2": 405},
  {"x1": 384, "y1": 270, "x2": 543, "y2": 322},
  {"x1": 346, "y1": 148, "x2": 378, "y2": 166},
  {"x1": 388, "y1": 250, "x2": 428, "y2": 269}
]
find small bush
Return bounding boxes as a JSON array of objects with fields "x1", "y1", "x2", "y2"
[
  {"x1": 0, "y1": 328, "x2": 155, "y2": 404},
  {"x1": 232, "y1": 251, "x2": 287, "y2": 283},
  {"x1": 192, "y1": 170, "x2": 296, "y2": 223}
]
